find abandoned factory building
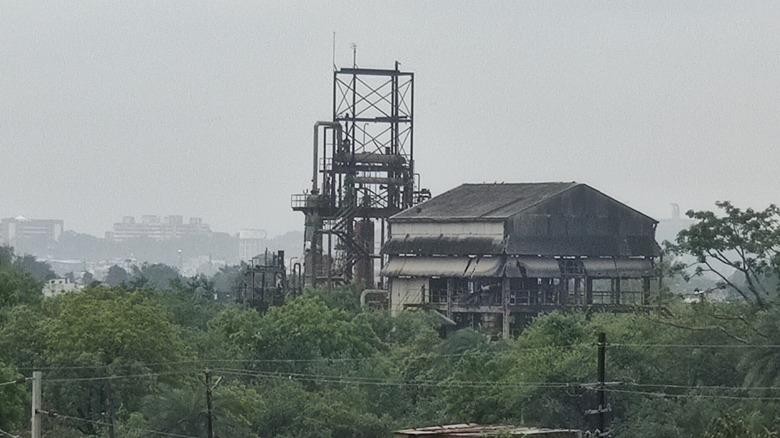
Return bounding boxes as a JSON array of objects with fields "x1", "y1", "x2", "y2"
[{"x1": 380, "y1": 182, "x2": 662, "y2": 337}]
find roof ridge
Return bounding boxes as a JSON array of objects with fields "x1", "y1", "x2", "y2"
[{"x1": 479, "y1": 182, "x2": 579, "y2": 217}]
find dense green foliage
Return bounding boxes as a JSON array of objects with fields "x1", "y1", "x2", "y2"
[
  {"x1": 667, "y1": 201, "x2": 780, "y2": 309},
  {"x1": 2, "y1": 197, "x2": 780, "y2": 438}
]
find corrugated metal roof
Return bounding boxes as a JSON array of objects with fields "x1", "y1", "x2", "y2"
[
  {"x1": 383, "y1": 255, "x2": 653, "y2": 279},
  {"x1": 382, "y1": 236, "x2": 504, "y2": 255},
  {"x1": 381, "y1": 257, "x2": 504, "y2": 277},
  {"x1": 465, "y1": 257, "x2": 504, "y2": 277},
  {"x1": 616, "y1": 258, "x2": 655, "y2": 277},
  {"x1": 394, "y1": 424, "x2": 582, "y2": 437},
  {"x1": 381, "y1": 257, "x2": 472, "y2": 277},
  {"x1": 382, "y1": 235, "x2": 661, "y2": 258},
  {"x1": 504, "y1": 235, "x2": 662, "y2": 257},
  {"x1": 510, "y1": 256, "x2": 562, "y2": 277},
  {"x1": 581, "y1": 258, "x2": 618, "y2": 277},
  {"x1": 392, "y1": 183, "x2": 578, "y2": 221},
  {"x1": 582, "y1": 258, "x2": 654, "y2": 278}
]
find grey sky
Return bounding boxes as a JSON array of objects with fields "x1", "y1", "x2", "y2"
[{"x1": 3, "y1": 2, "x2": 779, "y2": 237}]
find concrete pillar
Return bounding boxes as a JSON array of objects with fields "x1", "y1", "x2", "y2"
[{"x1": 502, "y1": 276, "x2": 511, "y2": 339}]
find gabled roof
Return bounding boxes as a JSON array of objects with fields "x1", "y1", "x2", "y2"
[
  {"x1": 391, "y1": 182, "x2": 578, "y2": 221},
  {"x1": 391, "y1": 182, "x2": 657, "y2": 224}
]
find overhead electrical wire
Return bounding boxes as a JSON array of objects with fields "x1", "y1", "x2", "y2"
[
  {"x1": 16, "y1": 344, "x2": 593, "y2": 372},
  {"x1": 45, "y1": 412, "x2": 201, "y2": 438},
  {"x1": 0, "y1": 378, "x2": 29, "y2": 387},
  {"x1": 30, "y1": 364, "x2": 780, "y2": 396},
  {"x1": 214, "y1": 367, "x2": 583, "y2": 389},
  {"x1": 42, "y1": 371, "x2": 196, "y2": 384},
  {"x1": 21, "y1": 341, "x2": 780, "y2": 373},
  {"x1": 625, "y1": 382, "x2": 780, "y2": 392},
  {"x1": 610, "y1": 343, "x2": 780, "y2": 349},
  {"x1": 0, "y1": 428, "x2": 20, "y2": 438},
  {"x1": 603, "y1": 387, "x2": 780, "y2": 401}
]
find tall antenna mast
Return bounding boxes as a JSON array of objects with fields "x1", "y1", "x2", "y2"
[
  {"x1": 351, "y1": 43, "x2": 357, "y2": 68},
  {"x1": 332, "y1": 32, "x2": 337, "y2": 71}
]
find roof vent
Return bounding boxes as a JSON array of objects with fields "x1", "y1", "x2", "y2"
[{"x1": 416, "y1": 206, "x2": 422, "y2": 213}]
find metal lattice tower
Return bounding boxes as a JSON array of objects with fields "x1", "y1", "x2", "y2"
[{"x1": 292, "y1": 62, "x2": 428, "y2": 288}]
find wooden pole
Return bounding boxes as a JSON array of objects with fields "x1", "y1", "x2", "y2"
[
  {"x1": 205, "y1": 370, "x2": 215, "y2": 438},
  {"x1": 598, "y1": 332, "x2": 606, "y2": 435},
  {"x1": 31, "y1": 371, "x2": 41, "y2": 438}
]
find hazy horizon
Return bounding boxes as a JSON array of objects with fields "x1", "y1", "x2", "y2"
[{"x1": 4, "y1": 2, "x2": 779, "y2": 237}]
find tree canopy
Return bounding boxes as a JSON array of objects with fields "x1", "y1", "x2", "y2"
[
  {"x1": 0, "y1": 237, "x2": 779, "y2": 436},
  {"x1": 668, "y1": 201, "x2": 780, "y2": 309}
]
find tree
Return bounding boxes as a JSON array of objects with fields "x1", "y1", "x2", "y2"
[
  {"x1": 704, "y1": 411, "x2": 779, "y2": 438},
  {"x1": 13, "y1": 253, "x2": 55, "y2": 282},
  {"x1": 0, "y1": 246, "x2": 45, "y2": 308},
  {"x1": 667, "y1": 201, "x2": 780, "y2": 309},
  {"x1": 212, "y1": 264, "x2": 244, "y2": 301},
  {"x1": 0, "y1": 305, "x2": 48, "y2": 369},
  {"x1": 131, "y1": 263, "x2": 181, "y2": 290},
  {"x1": 104, "y1": 264, "x2": 129, "y2": 287},
  {"x1": 252, "y1": 295, "x2": 383, "y2": 364},
  {"x1": 0, "y1": 361, "x2": 26, "y2": 432},
  {"x1": 81, "y1": 270, "x2": 96, "y2": 286},
  {"x1": 44, "y1": 286, "x2": 187, "y2": 433}
]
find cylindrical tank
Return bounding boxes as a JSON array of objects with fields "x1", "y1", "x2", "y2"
[{"x1": 354, "y1": 219, "x2": 374, "y2": 288}]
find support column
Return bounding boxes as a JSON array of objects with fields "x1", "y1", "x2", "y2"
[
  {"x1": 502, "y1": 276, "x2": 510, "y2": 339},
  {"x1": 446, "y1": 279, "x2": 453, "y2": 319}
]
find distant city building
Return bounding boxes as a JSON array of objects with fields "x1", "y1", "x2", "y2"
[
  {"x1": 0, "y1": 216, "x2": 64, "y2": 247},
  {"x1": 42, "y1": 277, "x2": 82, "y2": 298},
  {"x1": 239, "y1": 229, "x2": 266, "y2": 261},
  {"x1": 106, "y1": 215, "x2": 211, "y2": 242}
]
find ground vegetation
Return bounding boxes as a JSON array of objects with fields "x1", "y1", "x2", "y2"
[{"x1": 0, "y1": 201, "x2": 779, "y2": 437}]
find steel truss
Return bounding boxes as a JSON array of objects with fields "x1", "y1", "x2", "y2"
[{"x1": 293, "y1": 63, "x2": 427, "y2": 288}]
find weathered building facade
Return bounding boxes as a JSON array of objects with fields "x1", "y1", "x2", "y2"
[{"x1": 381, "y1": 183, "x2": 661, "y2": 337}]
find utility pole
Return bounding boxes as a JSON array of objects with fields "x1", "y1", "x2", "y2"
[
  {"x1": 31, "y1": 371, "x2": 41, "y2": 438},
  {"x1": 206, "y1": 371, "x2": 215, "y2": 438},
  {"x1": 200, "y1": 370, "x2": 222, "y2": 438},
  {"x1": 597, "y1": 332, "x2": 606, "y2": 436},
  {"x1": 105, "y1": 381, "x2": 115, "y2": 438},
  {"x1": 584, "y1": 333, "x2": 611, "y2": 436}
]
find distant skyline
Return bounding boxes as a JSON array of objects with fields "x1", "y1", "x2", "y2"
[{"x1": 3, "y1": 2, "x2": 779, "y2": 236}]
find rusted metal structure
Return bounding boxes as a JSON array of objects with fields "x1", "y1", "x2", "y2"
[
  {"x1": 394, "y1": 424, "x2": 583, "y2": 437},
  {"x1": 292, "y1": 63, "x2": 429, "y2": 288},
  {"x1": 237, "y1": 250, "x2": 287, "y2": 308},
  {"x1": 381, "y1": 182, "x2": 662, "y2": 338}
]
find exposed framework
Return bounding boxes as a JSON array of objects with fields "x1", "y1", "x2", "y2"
[
  {"x1": 237, "y1": 250, "x2": 288, "y2": 308},
  {"x1": 292, "y1": 63, "x2": 429, "y2": 288}
]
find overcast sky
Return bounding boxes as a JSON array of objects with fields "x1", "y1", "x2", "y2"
[{"x1": 2, "y1": 2, "x2": 779, "y2": 237}]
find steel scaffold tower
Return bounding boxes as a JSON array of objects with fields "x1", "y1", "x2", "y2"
[{"x1": 292, "y1": 62, "x2": 428, "y2": 288}]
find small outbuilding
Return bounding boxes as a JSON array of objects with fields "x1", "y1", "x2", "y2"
[{"x1": 381, "y1": 182, "x2": 661, "y2": 337}]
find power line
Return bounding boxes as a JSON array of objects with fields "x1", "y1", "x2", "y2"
[
  {"x1": 43, "y1": 371, "x2": 194, "y2": 384},
  {"x1": 21, "y1": 341, "x2": 780, "y2": 374},
  {"x1": 42, "y1": 411, "x2": 201, "y2": 438},
  {"x1": 626, "y1": 382, "x2": 780, "y2": 392},
  {"x1": 0, "y1": 378, "x2": 29, "y2": 387},
  {"x1": 24, "y1": 341, "x2": 780, "y2": 374},
  {"x1": 32, "y1": 365, "x2": 780, "y2": 393},
  {"x1": 213, "y1": 368, "x2": 580, "y2": 389},
  {"x1": 16, "y1": 346, "x2": 589, "y2": 371},
  {"x1": 610, "y1": 343, "x2": 780, "y2": 349},
  {"x1": 26, "y1": 362, "x2": 780, "y2": 394},
  {"x1": 19, "y1": 342, "x2": 596, "y2": 371},
  {"x1": 604, "y1": 387, "x2": 780, "y2": 401},
  {"x1": 0, "y1": 427, "x2": 20, "y2": 438}
]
